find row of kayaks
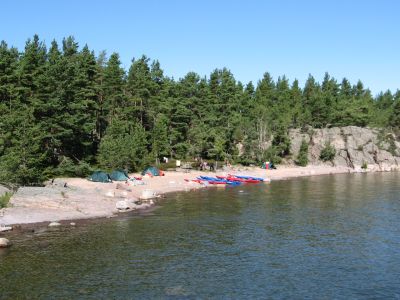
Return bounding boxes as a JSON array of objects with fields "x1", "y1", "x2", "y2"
[{"x1": 185, "y1": 174, "x2": 267, "y2": 186}]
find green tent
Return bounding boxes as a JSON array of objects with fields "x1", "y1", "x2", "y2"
[
  {"x1": 141, "y1": 166, "x2": 164, "y2": 176},
  {"x1": 89, "y1": 171, "x2": 112, "y2": 183},
  {"x1": 109, "y1": 170, "x2": 129, "y2": 181}
]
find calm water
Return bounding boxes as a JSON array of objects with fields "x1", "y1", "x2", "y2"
[{"x1": 1, "y1": 173, "x2": 400, "y2": 299}]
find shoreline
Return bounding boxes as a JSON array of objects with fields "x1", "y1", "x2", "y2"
[{"x1": 0, "y1": 165, "x2": 396, "y2": 231}]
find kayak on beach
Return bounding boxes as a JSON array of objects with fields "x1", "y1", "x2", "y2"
[
  {"x1": 228, "y1": 174, "x2": 265, "y2": 181},
  {"x1": 185, "y1": 175, "x2": 265, "y2": 186},
  {"x1": 217, "y1": 175, "x2": 264, "y2": 183},
  {"x1": 184, "y1": 179, "x2": 204, "y2": 183},
  {"x1": 198, "y1": 176, "x2": 241, "y2": 186},
  {"x1": 184, "y1": 178, "x2": 233, "y2": 185}
]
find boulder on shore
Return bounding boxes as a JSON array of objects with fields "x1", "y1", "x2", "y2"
[
  {"x1": 0, "y1": 238, "x2": 11, "y2": 248},
  {"x1": 140, "y1": 189, "x2": 158, "y2": 200},
  {"x1": 115, "y1": 200, "x2": 130, "y2": 210},
  {"x1": 115, "y1": 198, "x2": 145, "y2": 211},
  {"x1": 0, "y1": 225, "x2": 12, "y2": 232},
  {"x1": 48, "y1": 221, "x2": 61, "y2": 227}
]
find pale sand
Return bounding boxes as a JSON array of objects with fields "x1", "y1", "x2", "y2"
[{"x1": 0, "y1": 165, "x2": 362, "y2": 227}]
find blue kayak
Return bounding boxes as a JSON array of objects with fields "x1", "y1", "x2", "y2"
[
  {"x1": 198, "y1": 176, "x2": 241, "y2": 186},
  {"x1": 232, "y1": 175, "x2": 265, "y2": 181},
  {"x1": 199, "y1": 176, "x2": 224, "y2": 181}
]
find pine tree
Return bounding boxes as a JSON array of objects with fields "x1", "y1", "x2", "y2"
[
  {"x1": 389, "y1": 91, "x2": 400, "y2": 128},
  {"x1": 0, "y1": 41, "x2": 19, "y2": 158},
  {"x1": 290, "y1": 79, "x2": 303, "y2": 128},
  {"x1": 150, "y1": 114, "x2": 170, "y2": 164},
  {"x1": 97, "y1": 119, "x2": 147, "y2": 171},
  {"x1": 102, "y1": 52, "x2": 126, "y2": 131},
  {"x1": 126, "y1": 55, "x2": 152, "y2": 127},
  {"x1": 0, "y1": 35, "x2": 398, "y2": 183},
  {"x1": 296, "y1": 139, "x2": 309, "y2": 166},
  {"x1": 373, "y1": 90, "x2": 393, "y2": 127}
]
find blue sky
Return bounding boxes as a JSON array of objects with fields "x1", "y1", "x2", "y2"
[{"x1": 1, "y1": 0, "x2": 399, "y2": 95}]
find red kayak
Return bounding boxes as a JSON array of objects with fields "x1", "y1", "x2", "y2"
[
  {"x1": 227, "y1": 177, "x2": 260, "y2": 183},
  {"x1": 216, "y1": 175, "x2": 261, "y2": 183},
  {"x1": 185, "y1": 179, "x2": 204, "y2": 183},
  {"x1": 208, "y1": 181, "x2": 227, "y2": 185},
  {"x1": 185, "y1": 178, "x2": 227, "y2": 185}
]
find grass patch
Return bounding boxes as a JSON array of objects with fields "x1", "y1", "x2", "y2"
[
  {"x1": 296, "y1": 139, "x2": 309, "y2": 166},
  {"x1": 320, "y1": 142, "x2": 336, "y2": 162},
  {"x1": 0, "y1": 192, "x2": 12, "y2": 208}
]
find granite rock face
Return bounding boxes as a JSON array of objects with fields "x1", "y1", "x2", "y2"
[
  {"x1": 10, "y1": 187, "x2": 72, "y2": 210},
  {"x1": 289, "y1": 126, "x2": 400, "y2": 170}
]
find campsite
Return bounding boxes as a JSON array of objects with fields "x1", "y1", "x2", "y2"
[
  {"x1": 1, "y1": 2, "x2": 400, "y2": 299},
  {"x1": 0, "y1": 164, "x2": 358, "y2": 227}
]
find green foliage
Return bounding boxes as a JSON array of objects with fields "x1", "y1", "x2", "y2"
[
  {"x1": 389, "y1": 140, "x2": 397, "y2": 156},
  {"x1": 296, "y1": 139, "x2": 309, "y2": 166},
  {"x1": 389, "y1": 94, "x2": 400, "y2": 128},
  {"x1": 97, "y1": 119, "x2": 147, "y2": 171},
  {"x1": 53, "y1": 157, "x2": 93, "y2": 177},
  {"x1": 237, "y1": 157, "x2": 257, "y2": 166},
  {"x1": 361, "y1": 161, "x2": 368, "y2": 169},
  {"x1": 150, "y1": 114, "x2": 170, "y2": 163},
  {"x1": 272, "y1": 128, "x2": 291, "y2": 157},
  {"x1": 377, "y1": 130, "x2": 398, "y2": 156},
  {"x1": 320, "y1": 143, "x2": 336, "y2": 162},
  {"x1": 159, "y1": 159, "x2": 177, "y2": 170},
  {"x1": 0, "y1": 192, "x2": 12, "y2": 208},
  {"x1": 263, "y1": 146, "x2": 282, "y2": 165},
  {"x1": 0, "y1": 35, "x2": 398, "y2": 184}
]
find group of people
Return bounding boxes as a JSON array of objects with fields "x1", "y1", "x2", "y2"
[
  {"x1": 199, "y1": 161, "x2": 214, "y2": 171},
  {"x1": 262, "y1": 161, "x2": 276, "y2": 169},
  {"x1": 198, "y1": 159, "x2": 232, "y2": 171}
]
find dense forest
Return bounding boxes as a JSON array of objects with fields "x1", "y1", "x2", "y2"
[{"x1": 1, "y1": 35, "x2": 399, "y2": 184}]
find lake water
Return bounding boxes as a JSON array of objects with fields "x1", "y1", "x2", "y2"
[{"x1": 1, "y1": 173, "x2": 400, "y2": 299}]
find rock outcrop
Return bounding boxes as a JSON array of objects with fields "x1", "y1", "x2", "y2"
[
  {"x1": 10, "y1": 186, "x2": 73, "y2": 210},
  {"x1": 289, "y1": 126, "x2": 400, "y2": 170}
]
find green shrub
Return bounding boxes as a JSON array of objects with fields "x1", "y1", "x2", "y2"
[
  {"x1": 159, "y1": 159, "x2": 177, "y2": 170},
  {"x1": 272, "y1": 128, "x2": 291, "y2": 157},
  {"x1": 296, "y1": 139, "x2": 309, "y2": 166},
  {"x1": 237, "y1": 157, "x2": 256, "y2": 166},
  {"x1": 361, "y1": 161, "x2": 368, "y2": 169},
  {"x1": 191, "y1": 161, "x2": 202, "y2": 169},
  {"x1": 55, "y1": 157, "x2": 93, "y2": 177},
  {"x1": 320, "y1": 143, "x2": 336, "y2": 162},
  {"x1": 0, "y1": 192, "x2": 12, "y2": 208},
  {"x1": 264, "y1": 146, "x2": 282, "y2": 165},
  {"x1": 377, "y1": 131, "x2": 398, "y2": 156},
  {"x1": 388, "y1": 138, "x2": 397, "y2": 156},
  {"x1": 97, "y1": 119, "x2": 148, "y2": 171}
]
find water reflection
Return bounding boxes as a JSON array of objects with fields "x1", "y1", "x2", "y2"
[{"x1": 1, "y1": 172, "x2": 400, "y2": 298}]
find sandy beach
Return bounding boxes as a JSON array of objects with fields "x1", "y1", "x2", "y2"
[{"x1": 0, "y1": 165, "x2": 379, "y2": 228}]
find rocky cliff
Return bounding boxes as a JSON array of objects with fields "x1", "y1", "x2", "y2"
[{"x1": 288, "y1": 126, "x2": 400, "y2": 171}]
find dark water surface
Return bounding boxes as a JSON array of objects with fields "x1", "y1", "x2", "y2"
[{"x1": 1, "y1": 173, "x2": 400, "y2": 299}]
